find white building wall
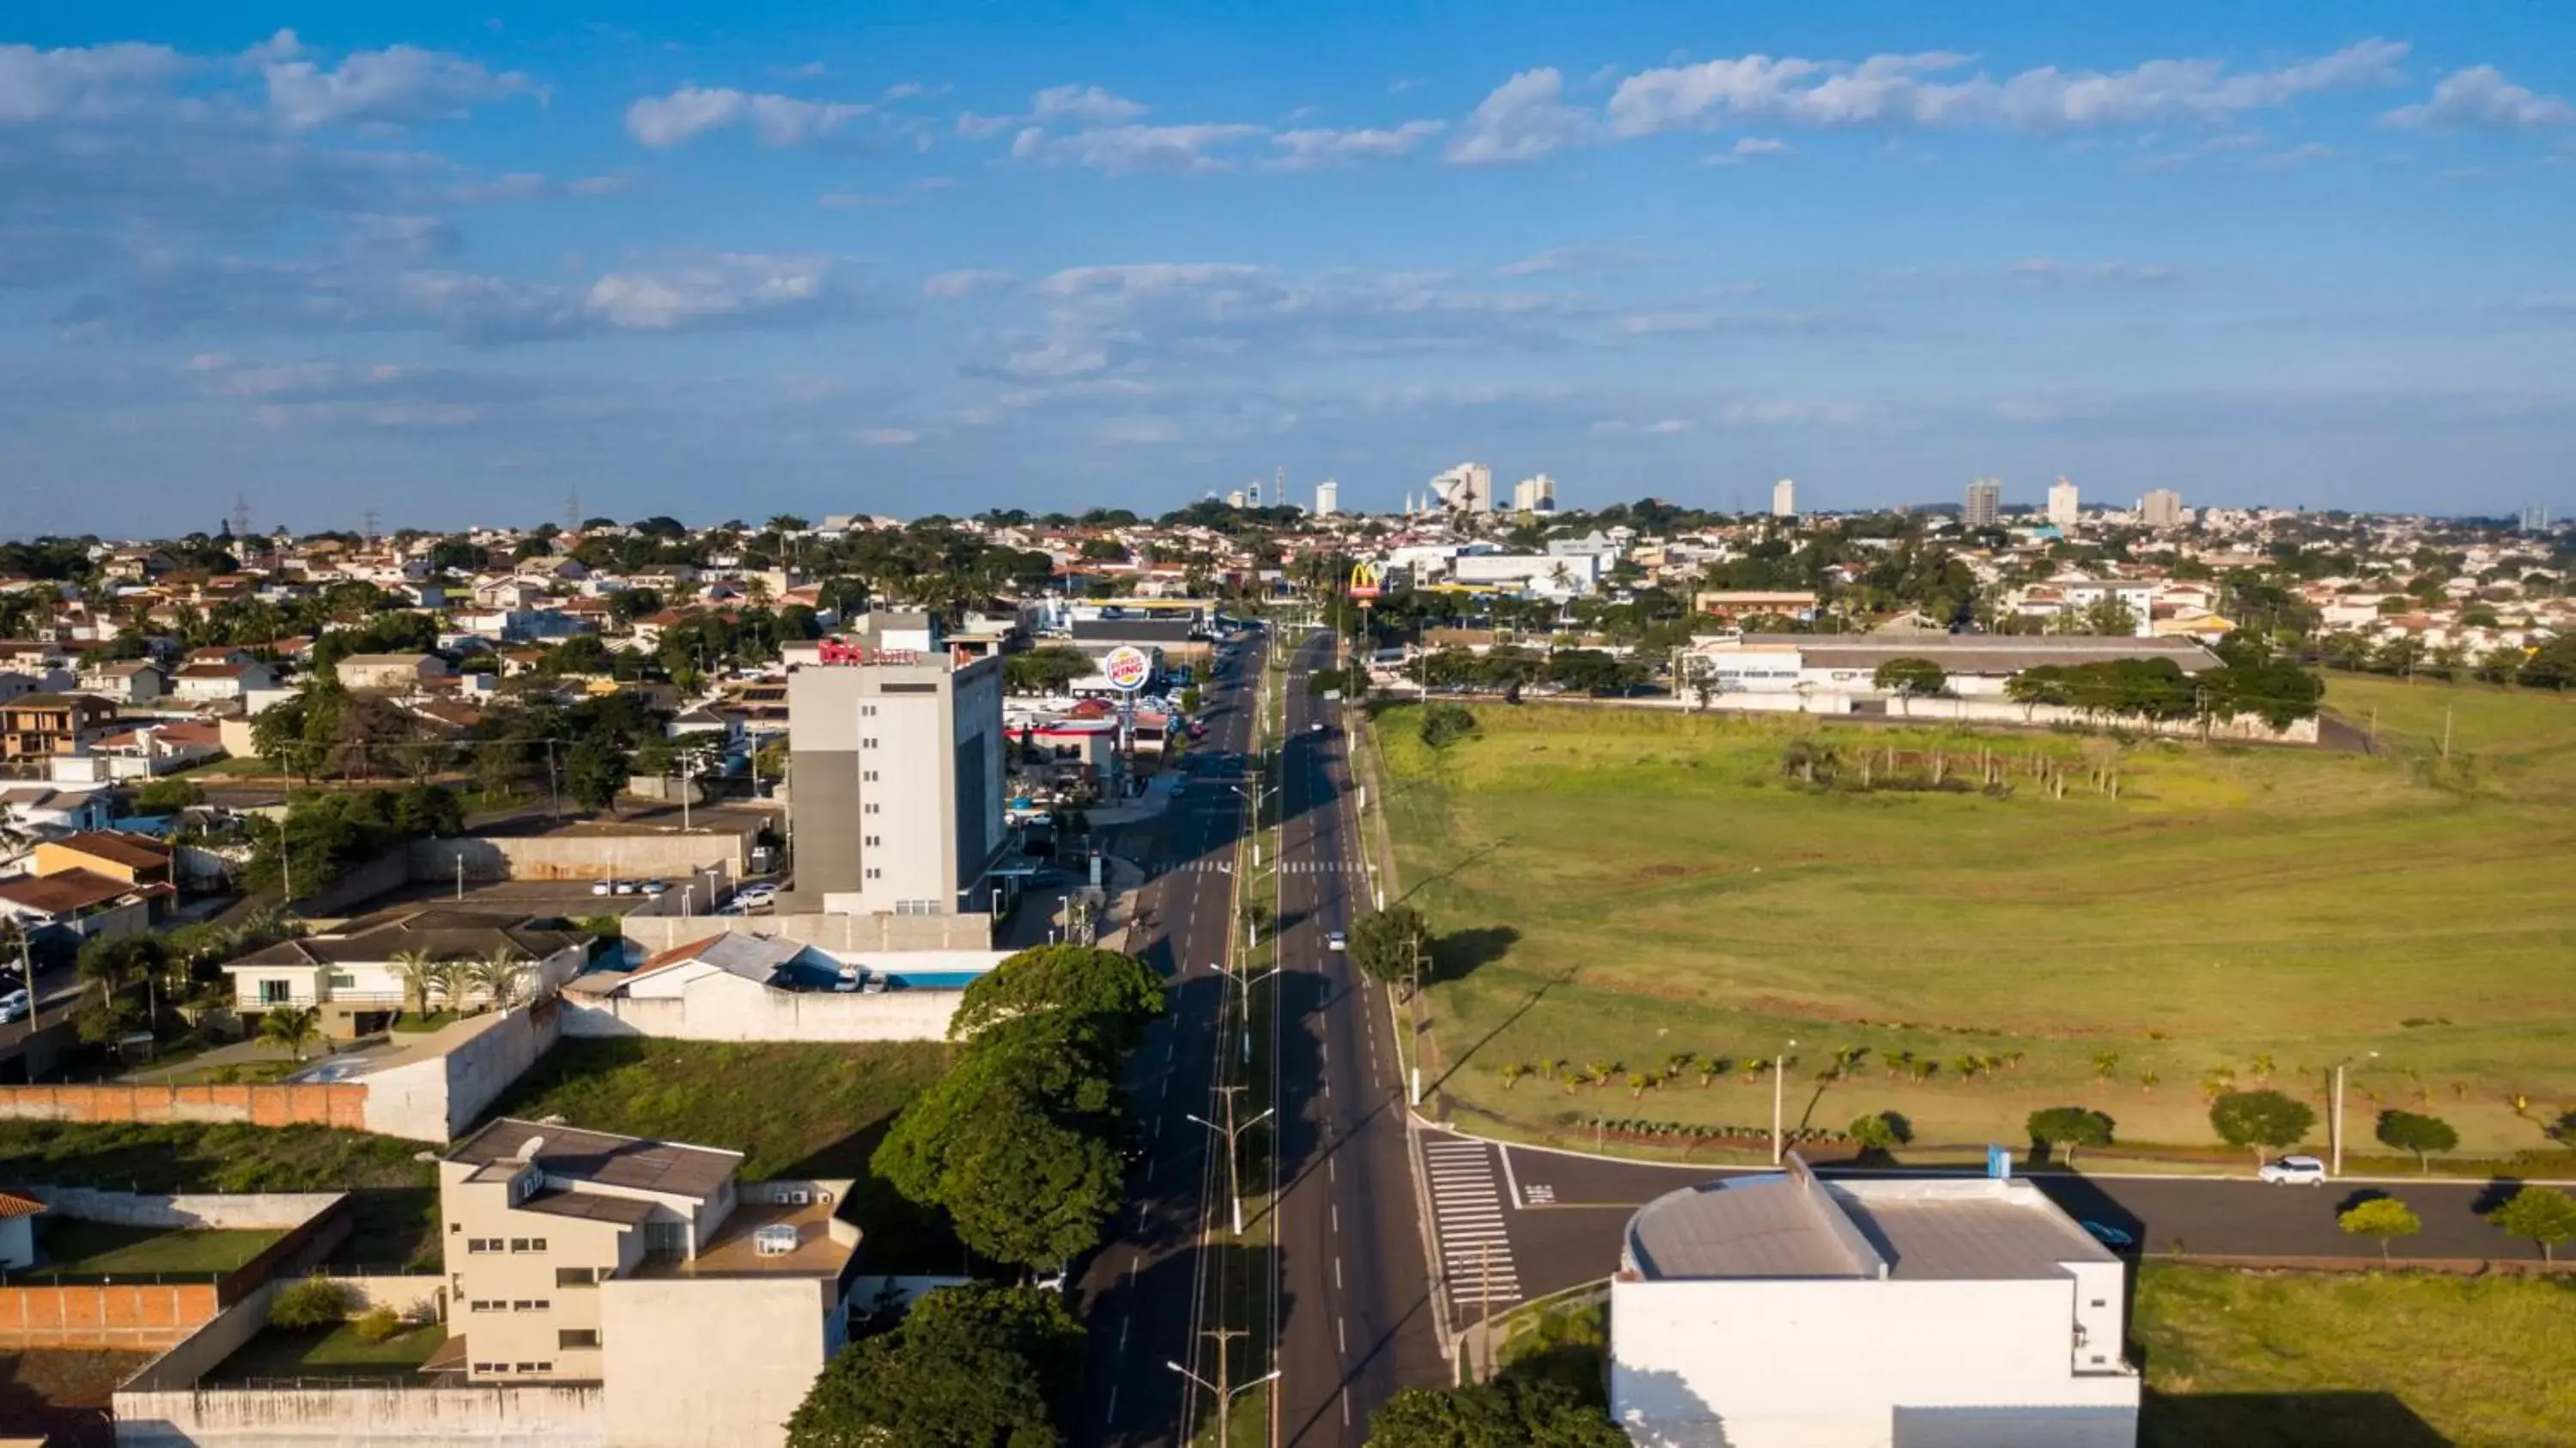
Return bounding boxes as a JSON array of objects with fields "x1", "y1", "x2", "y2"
[
  {"x1": 1610, "y1": 1276, "x2": 2138, "y2": 1448},
  {"x1": 601, "y1": 1276, "x2": 834, "y2": 1448}
]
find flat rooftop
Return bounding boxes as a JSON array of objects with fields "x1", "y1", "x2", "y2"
[
  {"x1": 449, "y1": 1118, "x2": 742, "y2": 1203},
  {"x1": 1625, "y1": 1161, "x2": 2113, "y2": 1283},
  {"x1": 630, "y1": 1196, "x2": 855, "y2": 1281}
]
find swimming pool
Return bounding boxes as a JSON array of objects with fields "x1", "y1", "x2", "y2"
[{"x1": 878, "y1": 970, "x2": 987, "y2": 989}]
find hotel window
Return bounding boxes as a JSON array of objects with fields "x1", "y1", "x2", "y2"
[
  {"x1": 863, "y1": 770, "x2": 878, "y2": 782},
  {"x1": 513, "y1": 1299, "x2": 550, "y2": 1312},
  {"x1": 866, "y1": 867, "x2": 882, "y2": 879},
  {"x1": 559, "y1": 1329, "x2": 599, "y2": 1350},
  {"x1": 556, "y1": 1267, "x2": 600, "y2": 1287}
]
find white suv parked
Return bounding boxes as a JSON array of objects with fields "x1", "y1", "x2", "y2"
[{"x1": 2257, "y1": 1154, "x2": 2328, "y2": 1186}]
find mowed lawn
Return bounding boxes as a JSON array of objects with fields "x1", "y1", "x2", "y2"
[
  {"x1": 1378, "y1": 678, "x2": 2576, "y2": 1153},
  {"x1": 2136, "y1": 1265, "x2": 2576, "y2": 1448},
  {"x1": 485, "y1": 1037, "x2": 964, "y2": 1269}
]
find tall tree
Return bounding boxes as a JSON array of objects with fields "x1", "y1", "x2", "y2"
[
  {"x1": 787, "y1": 1285, "x2": 1081, "y2": 1448},
  {"x1": 2488, "y1": 1185, "x2": 2576, "y2": 1264},
  {"x1": 1349, "y1": 904, "x2": 1433, "y2": 995},
  {"x1": 2025, "y1": 1106, "x2": 2116, "y2": 1166}
]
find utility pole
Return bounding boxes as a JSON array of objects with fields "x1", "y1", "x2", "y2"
[{"x1": 2442, "y1": 704, "x2": 2453, "y2": 761}]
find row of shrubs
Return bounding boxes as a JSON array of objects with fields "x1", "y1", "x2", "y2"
[
  {"x1": 1591, "y1": 1119, "x2": 1853, "y2": 1147},
  {"x1": 269, "y1": 1274, "x2": 430, "y2": 1344}
]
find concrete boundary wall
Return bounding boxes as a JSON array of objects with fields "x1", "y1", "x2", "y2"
[
  {"x1": 112, "y1": 1383, "x2": 608, "y2": 1446},
  {"x1": 117, "y1": 1281, "x2": 279, "y2": 1391},
  {"x1": 0, "y1": 1083, "x2": 368, "y2": 1131},
  {"x1": 562, "y1": 989, "x2": 958, "y2": 1043},
  {"x1": 27, "y1": 1189, "x2": 345, "y2": 1231},
  {"x1": 355, "y1": 1001, "x2": 561, "y2": 1142},
  {"x1": 413, "y1": 831, "x2": 750, "y2": 885}
]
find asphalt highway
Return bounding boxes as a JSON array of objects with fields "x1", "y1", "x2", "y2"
[
  {"x1": 1072, "y1": 634, "x2": 1266, "y2": 1448},
  {"x1": 1269, "y1": 632, "x2": 1446, "y2": 1446}
]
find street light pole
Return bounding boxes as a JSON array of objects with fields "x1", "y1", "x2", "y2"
[
  {"x1": 1188, "y1": 1087, "x2": 1273, "y2": 1235},
  {"x1": 1165, "y1": 1341, "x2": 1275, "y2": 1448},
  {"x1": 1771, "y1": 1038, "x2": 1798, "y2": 1165}
]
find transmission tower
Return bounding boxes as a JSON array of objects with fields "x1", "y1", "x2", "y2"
[
  {"x1": 566, "y1": 488, "x2": 583, "y2": 535},
  {"x1": 228, "y1": 494, "x2": 253, "y2": 540}
]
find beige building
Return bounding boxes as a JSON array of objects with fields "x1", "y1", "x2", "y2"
[
  {"x1": 337, "y1": 652, "x2": 453, "y2": 692},
  {"x1": 2140, "y1": 489, "x2": 2184, "y2": 529},
  {"x1": 440, "y1": 1118, "x2": 860, "y2": 1448}
]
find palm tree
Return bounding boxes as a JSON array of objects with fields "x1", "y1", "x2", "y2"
[
  {"x1": 465, "y1": 949, "x2": 528, "y2": 1011},
  {"x1": 1540, "y1": 1057, "x2": 1568, "y2": 1092},
  {"x1": 1626, "y1": 1073, "x2": 1656, "y2": 1100},
  {"x1": 388, "y1": 950, "x2": 440, "y2": 1016},
  {"x1": 259, "y1": 1005, "x2": 324, "y2": 1063},
  {"x1": 1585, "y1": 1061, "x2": 1619, "y2": 1090},
  {"x1": 2092, "y1": 1049, "x2": 2121, "y2": 1083},
  {"x1": 424, "y1": 958, "x2": 469, "y2": 1014},
  {"x1": 1498, "y1": 1063, "x2": 1531, "y2": 1092}
]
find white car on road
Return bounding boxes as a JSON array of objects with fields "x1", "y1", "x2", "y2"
[
  {"x1": 1325, "y1": 931, "x2": 1346, "y2": 952},
  {"x1": 0, "y1": 989, "x2": 30, "y2": 1025},
  {"x1": 2257, "y1": 1154, "x2": 2328, "y2": 1186}
]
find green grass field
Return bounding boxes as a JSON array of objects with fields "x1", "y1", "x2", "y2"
[
  {"x1": 206, "y1": 1322, "x2": 448, "y2": 1383},
  {"x1": 34, "y1": 1220, "x2": 283, "y2": 1276},
  {"x1": 485, "y1": 1037, "x2": 963, "y2": 1269},
  {"x1": 1376, "y1": 676, "x2": 2576, "y2": 1156},
  {"x1": 2137, "y1": 1265, "x2": 2576, "y2": 1447}
]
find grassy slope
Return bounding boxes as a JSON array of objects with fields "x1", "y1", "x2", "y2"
[
  {"x1": 1379, "y1": 678, "x2": 2576, "y2": 1153},
  {"x1": 2137, "y1": 1265, "x2": 2576, "y2": 1448},
  {"x1": 485, "y1": 1037, "x2": 961, "y2": 1270}
]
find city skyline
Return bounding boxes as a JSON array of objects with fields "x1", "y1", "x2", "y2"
[{"x1": 7, "y1": 2, "x2": 2576, "y2": 534}]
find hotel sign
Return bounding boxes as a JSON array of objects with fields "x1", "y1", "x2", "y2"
[{"x1": 816, "y1": 640, "x2": 924, "y2": 666}]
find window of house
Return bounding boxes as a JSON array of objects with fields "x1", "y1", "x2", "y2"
[
  {"x1": 508, "y1": 1238, "x2": 530, "y2": 1252},
  {"x1": 467, "y1": 1238, "x2": 500, "y2": 1254},
  {"x1": 556, "y1": 1267, "x2": 599, "y2": 1287},
  {"x1": 865, "y1": 867, "x2": 881, "y2": 879},
  {"x1": 863, "y1": 770, "x2": 878, "y2": 782},
  {"x1": 558, "y1": 1329, "x2": 599, "y2": 1349},
  {"x1": 864, "y1": 836, "x2": 880, "y2": 848},
  {"x1": 471, "y1": 1300, "x2": 503, "y2": 1313},
  {"x1": 862, "y1": 737, "x2": 878, "y2": 749},
  {"x1": 258, "y1": 980, "x2": 291, "y2": 1005},
  {"x1": 864, "y1": 802, "x2": 879, "y2": 814}
]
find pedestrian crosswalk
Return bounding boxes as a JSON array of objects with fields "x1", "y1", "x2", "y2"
[
  {"x1": 1420, "y1": 1135, "x2": 1522, "y2": 1317},
  {"x1": 1152, "y1": 859, "x2": 1358, "y2": 876}
]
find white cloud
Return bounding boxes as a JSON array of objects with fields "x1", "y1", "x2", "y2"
[
  {"x1": 624, "y1": 86, "x2": 872, "y2": 148},
  {"x1": 568, "y1": 171, "x2": 638, "y2": 196},
  {"x1": 1446, "y1": 68, "x2": 1595, "y2": 164},
  {"x1": 583, "y1": 253, "x2": 835, "y2": 330},
  {"x1": 1031, "y1": 84, "x2": 1147, "y2": 125},
  {"x1": 2253, "y1": 142, "x2": 2334, "y2": 170},
  {"x1": 2008, "y1": 258, "x2": 2178, "y2": 284},
  {"x1": 1645, "y1": 417, "x2": 1695, "y2": 434},
  {"x1": 263, "y1": 42, "x2": 534, "y2": 131},
  {"x1": 1703, "y1": 135, "x2": 1794, "y2": 165},
  {"x1": 1469, "y1": 40, "x2": 2409, "y2": 161},
  {"x1": 882, "y1": 82, "x2": 947, "y2": 101},
  {"x1": 956, "y1": 110, "x2": 1019, "y2": 138},
  {"x1": 2382, "y1": 66, "x2": 2573, "y2": 131},
  {"x1": 923, "y1": 269, "x2": 1016, "y2": 298},
  {"x1": 854, "y1": 426, "x2": 920, "y2": 446},
  {"x1": 0, "y1": 40, "x2": 190, "y2": 123},
  {"x1": 1011, "y1": 122, "x2": 1264, "y2": 173},
  {"x1": 1267, "y1": 119, "x2": 1444, "y2": 169}
]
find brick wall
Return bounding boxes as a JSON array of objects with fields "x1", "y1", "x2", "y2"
[
  {"x1": 0, "y1": 1082, "x2": 369, "y2": 1131},
  {"x1": 0, "y1": 1281, "x2": 223, "y2": 1349}
]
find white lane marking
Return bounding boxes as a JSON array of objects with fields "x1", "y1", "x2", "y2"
[
  {"x1": 1499, "y1": 1144, "x2": 1524, "y2": 1209},
  {"x1": 1337, "y1": 1316, "x2": 1346, "y2": 1356},
  {"x1": 1334, "y1": 1256, "x2": 1343, "y2": 1290}
]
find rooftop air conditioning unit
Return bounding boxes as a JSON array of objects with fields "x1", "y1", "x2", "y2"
[
  {"x1": 753, "y1": 1225, "x2": 800, "y2": 1256},
  {"x1": 783, "y1": 1189, "x2": 810, "y2": 1206}
]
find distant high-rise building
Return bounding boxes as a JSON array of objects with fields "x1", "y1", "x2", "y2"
[
  {"x1": 2521, "y1": 503, "x2": 2552, "y2": 533},
  {"x1": 1512, "y1": 474, "x2": 1558, "y2": 514},
  {"x1": 1771, "y1": 478, "x2": 1797, "y2": 518},
  {"x1": 1227, "y1": 490, "x2": 1248, "y2": 508},
  {"x1": 1428, "y1": 462, "x2": 1494, "y2": 514},
  {"x1": 2141, "y1": 489, "x2": 2184, "y2": 529},
  {"x1": 2047, "y1": 478, "x2": 2081, "y2": 527},
  {"x1": 1314, "y1": 480, "x2": 1340, "y2": 516},
  {"x1": 1964, "y1": 478, "x2": 2002, "y2": 529}
]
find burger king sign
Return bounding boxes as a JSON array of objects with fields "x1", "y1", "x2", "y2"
[{"x1": 1103, "y1": 645, "x2": 1153, "y2": 693}]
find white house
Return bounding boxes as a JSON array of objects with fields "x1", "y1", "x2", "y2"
[
  {"x1": 220, "y1": 909, "x2": 592, "y2": 1038},
  {"x1": 1612, "y1": 1158, "x2": 2140, "y2": 1448}
]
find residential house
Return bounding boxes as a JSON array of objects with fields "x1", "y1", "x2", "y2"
[
  {"x1": 1, "y1": 693, "x2": 116, "y2": 764},
  {"x1": 439, "y1": 1117, "x2": 860, "y2": 1448},
  {"x1": 0, "y1": 868, "x2": 161, "y2": 952},
  {"x1": 220, "y1": 909, "x2": 591, "y2": 1037},
  {"x1": 76, "y1": 660, "x2": 165, "y2": 704},
  {"x1": 31, "y1": 830, "x2": 174, "y2": 890},
  {"x1": 337, "y1": 653, "x2": 453, "y2": 693},
  {"x1": 51, "y1": 718, "x2": 225, "y2": 782},
  {"x1": 170, "y1": 659, "x2": 277, "y2": 703},
  {"x1": 0, "y1": 784, "x2": 114, "y2": 841}
]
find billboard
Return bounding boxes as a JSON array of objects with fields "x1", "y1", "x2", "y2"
[
  {"x1": 1348, "y1": 558, "x2": 1383, "y2": 601},
  {"x1": 1103, "y1": 645, "x2": 1153, "y2": 692}
]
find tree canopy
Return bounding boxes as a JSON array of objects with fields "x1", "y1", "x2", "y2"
[
  {"x1": 2372, "y1": 1110, "x2": 2458, "y2": 1172},
  {"x1": 2488, "y1": 1185, "x2": 2576, "y2": 1263},
  {"x1": 1349, "y1": 904, "x2": 1432, "y2": 992},
  {"x1": 787, "y1": 1285, "x2": 1081, "y2": 1447},
  {"x1": 1366, "y1": 1375, "x2": 1628, "y2": 1448},
  {"x1": 2208, "y1": 1090, "x2": 2317, "y2": 1162},
  {"x1": 2025, "y1": 1106, "x2": 2116, "y2": 1165},
  {"x1": 2338, "y1": 1196, "x2": 2421, "y2": 1262},
  {"x1": 949, "y1": 945, "x2": 1163, "y2": 1052}
]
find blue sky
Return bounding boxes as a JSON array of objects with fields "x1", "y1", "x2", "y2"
[{"x1": 6, "y1": 2, "x2": 2573, "y2": 535}]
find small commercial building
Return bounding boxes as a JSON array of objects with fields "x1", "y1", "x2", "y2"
[
  {"x1": 1612, "y1": 1158, "x2": 2139, "y2": 1448},
  {"x1": 1688, "y1": 635, "x2": 2221, "y2": 701}
]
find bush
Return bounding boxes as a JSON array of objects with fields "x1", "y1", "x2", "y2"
[
  {"x1": 351, "y1": 1304, "x2": 405, "y2": 1343},
  {"x1": 1419, "y1": 702, "x2": 1479, "y2": 749},
  {"x1": 268, "y1": 1274, "x2": 355, "y2": 1329}
]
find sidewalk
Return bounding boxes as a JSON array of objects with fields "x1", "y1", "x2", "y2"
[{"x1": 1084, "y1": 770, "x2": 1185, "y2": 829}]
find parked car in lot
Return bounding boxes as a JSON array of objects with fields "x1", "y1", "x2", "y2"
[
  {"x1": 590, "y1": 878, "x2": 620, "y2": 897},
  {"x1": 0, "y1": 989, "x2": 31, "y2": 1025},
  {"x1": 2258, "y1": 1154, "x2": 2329, "y2": 1186},
  {"x1": 638, "y1": 879, "x2": 668, "y2": 897},
  {"x1": 2081, "y1": 1221, "x2": 2134, "y2": 1249},
  {"x1": 732, "y1": 883, "x2": 779, "y2": 910}
]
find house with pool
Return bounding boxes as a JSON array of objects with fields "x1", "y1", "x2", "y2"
[{"x1": 560, "y1": 932, "x2": 1008, "y2": 1043}]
